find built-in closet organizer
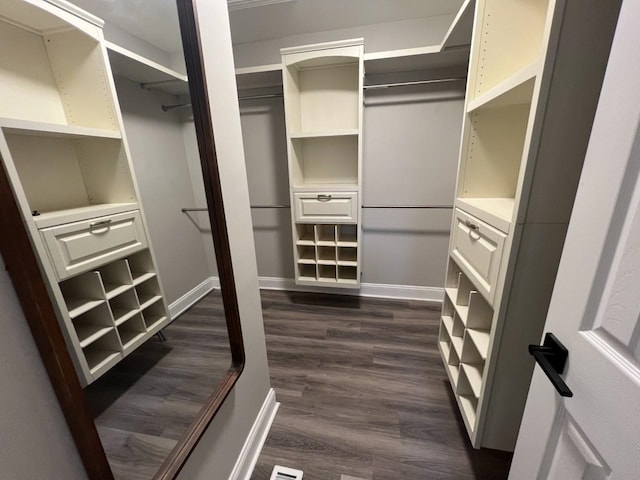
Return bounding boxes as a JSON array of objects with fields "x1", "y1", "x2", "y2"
[
  {"x1": 0, "y1": 0, "x2": 169, "y2": 386},
  {"x1": 281, "y1": 40, "x2": 364, "y2": 288},
  {"x1": 439, "y1": 0, "x2": 620, "y2": 450}
]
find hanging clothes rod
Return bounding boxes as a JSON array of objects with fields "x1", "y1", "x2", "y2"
[
  {"x1": 162, "y1": 103, "x2": 191, "y2": 112},
  {"x1": 182, "y1": 206, "x2": 290, "y2": 212},
  {"x1": 141, "y1": 79, "x2": 186, "y2": 89},
  {"x1": 362, "y1": 205, "x2": 453, "y2": 209},
  {"x1": 363, "y1": 77, "x2": 466, "y2": 90},
  {"x1": 239, "y1": 93, "x2": 284, "y2": 101},
  {"x1": 182, "y1": 205, "x2": 452, "y2": 212}
]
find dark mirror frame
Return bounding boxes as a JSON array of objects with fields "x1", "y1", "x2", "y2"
[{"x1": 0, "y1": 1, "x2": 244, "y2": 478}]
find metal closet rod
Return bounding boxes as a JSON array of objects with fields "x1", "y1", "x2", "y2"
[
  {"x1": 182, "y1": 205, "x2": 452, "y2": 211},
  {"x1": 363, "y1": 77, "x2": 466, "y2": 90},
  {"x1": 162, "y1": 92, "x2": 284, "y2": 111},
  {"x1": 162, "y1": 78, "x2": 467, "y2": 110}
]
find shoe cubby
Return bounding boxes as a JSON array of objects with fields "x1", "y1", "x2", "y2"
[
  {"x1": 59, "y1": 271, "x2": 107, "y2": 319},
  {"x1": 98, "y1": 260, "x2": 134, "y2": 300},
  {"x1": 318, "y1": 265, "x2": 337, "y2": 282},
  {"x1": 297, "y1": 245, "x2": 316, "y2": 264},
  {"x1": 141, "y1": 298, "x2": 168, "y2": 332},
  {"x1": 337, "y1": 224, "x2": 357, "y2": 246},
  {"x1": 56, "y1": 247, "x2": 169, "y2": 382},
  {"x1": 117, "y1": 313, "x2": 147, "y2": 353},
  {"x1": 127, "y1": 250, "x2": 157, "y2": 285},
  {"x1": 294, "y1": 222, "x2": 360, "y2": 286},
  {"x1": 337, "y1": 247, "x2": 357, "y2": 266},
  {"x1": 316, "y1": 224, "x2": 337, "y2": 245},
  {"x1": 71, "y1": 302, "x2": 115, "y2": 349},
  {"x1": 82, "y1": 329, "x2": 122, "y2": 375},
  {"x1": 135, "y1": 276, "x2": 163, "y2": 310},
  {"x1": 109, "y1": 288, "x2": 140, "y2": 326},
  {"x1": 317, "y1": 246, "x2": 336, "y2": 264},
  {"x1": 296, "y1": 224, "x2": 315, "y2": 245},
  {"x1": 298, "y1": 263, "x2": 317, "y2": 281},
  {"x1": 439, "y1": 258, "x2": 496, "y2": 438}
]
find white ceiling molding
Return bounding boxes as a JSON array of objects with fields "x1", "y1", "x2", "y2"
[{"x1": 228, "y1": 0, "x2": 296, "y2": 12}]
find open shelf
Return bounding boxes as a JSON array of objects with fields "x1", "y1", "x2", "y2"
[
  {"x1": 469, "y1": 0, "x2": 549, "y2": 100},
  {"x1": 117, "y1": 313, "x2": 147, "y2": 353},
  {"x1": 337, "y1": 247, "x2": 357, "y2": 266},
  {"x1": 0, "y1": 15, "x2": 119, "y2": 130},
  {"x1": 290, "y1": 129, "x2": 359, "y2": 139},
  {"x1": 106, "y1": 41, "x2": 188, "y2": 96},
  {"x1": 467, "y1": 62, "x2": 537, "y2": 112},
  {"x1": 338, "y1": 266, "x2": 358, "y2": 284},
  {"x1": 337, "y1": 225, "x2": 358, "y2": 246},
  {"x1": 76, "y1": 325, "x2": 114, "y2": 349},
  {"x1": 460, "y1": 102, "x2": 531, "y2": 201},
  {"x1": 316, "y1": 225, "x2": 337, "y2": 245},
  {"x1": 458, "y1": 394, "x2": 478, "y2": 428},
  {"x1": 135, "y1": 276, "x2": 162, "y2": 310},
  {"x1": 109, "y1": 288, "x2": 140, "y2": 326},
  {"x1": 5, "y1": 133, "x2": 136, "y2": 222},
  {"x1": 60, "y1": 271, "x2": 106, "y2": 319},
  {"x1": 297, "y1": 246, "x2": 316, "y2": 264},
  {"x1": 290, "y1": 135, "x2": 358, "y2": 186},
  {"x1": 0, "y1": 118, "x2": 121, "y2": 139},
  {"x1": 127, "y1": 250, "x2": 157, "y2": 285},
  {"x1": 298, "y1": 264, "x2": 317, "y2": 282},
  {"x1": 236, "y1": 63, "x2": 283, "y2": 89}
]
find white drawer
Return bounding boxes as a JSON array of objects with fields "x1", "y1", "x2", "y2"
[
  {"x1": 41, "y1": 210, "x2": 148, "y2": 280},
  {"x1": 293, "y1": 192, "x2": 358, "y2": 223},
  {"x1": 450, "y1": 208, "x2": 506, "y2": 304}
]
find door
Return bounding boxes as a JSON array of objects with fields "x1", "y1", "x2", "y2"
[{"x1": 509, "y1": 1, "x2": 640, "y2": 478}]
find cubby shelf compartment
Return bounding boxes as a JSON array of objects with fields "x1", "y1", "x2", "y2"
[
  {"x1": 60, "y1": 271, "x2": 107, "y2": 319},
  {"x1": 118, "y1": 313, "x2": 147, "y2": 354},
  {"x1": 294, "y1": 222, "x2": 360, "y2": 286},
  {"x1": 141, "y1": 300, "x2": 168, "y2": 332},
  {"x1": 83, "y1": 330, "x2": 122, "y2": 375},
  {"x1": 467, "y1": 329, "x2": 490, "y2": 360},
  {"x1": 461, "y1": 363, "x2": 484, "y2": 398}
]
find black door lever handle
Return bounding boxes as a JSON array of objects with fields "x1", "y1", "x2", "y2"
[{"x1": 528, "y1": 333, "x2": 573, "y2": 397}]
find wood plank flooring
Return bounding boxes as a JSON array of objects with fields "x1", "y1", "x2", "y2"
[
  {"x1": 251, "y1": 290, "x2": 512, "y2": 480},
  {"x1": 85, "y1": 292, "x2": 231, "y2": 480}
]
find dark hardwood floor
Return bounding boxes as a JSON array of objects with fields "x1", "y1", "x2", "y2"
[
  {"x1": 85, "y1": 291, "x2": 231, "y2": 480},
  {"x1": 252, "y1": 290, "x2": 512, "y2": 480}
]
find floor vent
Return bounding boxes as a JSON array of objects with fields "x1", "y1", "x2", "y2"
[{"x1": 269, "y1": 465, "x2": 303, "y2": 480}]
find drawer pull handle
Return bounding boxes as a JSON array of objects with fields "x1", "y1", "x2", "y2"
[
  {"x1": 89, "y1": 219, "x2": 112, "y2": 232},
  {"x1": 317, "y1": 194, "x2": 332, "y2": 202},
  {"x1": 465, "y1": 220, "x2": 479, "y2": 231}
]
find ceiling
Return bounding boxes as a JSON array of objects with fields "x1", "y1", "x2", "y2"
[{"x1": 68, "y1": 0, "x2": 464, "y2": 53}]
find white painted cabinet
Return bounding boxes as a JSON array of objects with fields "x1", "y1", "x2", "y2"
[
  {"x1": 0, "y1": 0, "x2": 170, "y2": 386},
  {"x1": 439, "y1": 0, "x2": 620, "y2": 450},
  {"x1": 281, "y1": 39, "x2": 363, "y2": 288}
]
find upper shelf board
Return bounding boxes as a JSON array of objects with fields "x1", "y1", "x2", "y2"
[
  {"x1": 364, "y1": 45, "x2": 470, "y2": 75},
  {"x1": 236, "y1": 63, "x2": 283, "y2": 90},
  {"x1": 106, "y1": 42, "x2": 189, "y2": 96}
]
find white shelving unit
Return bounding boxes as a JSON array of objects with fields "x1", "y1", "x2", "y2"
[
  {"x1": 440, "y1": 0, "x2": 622, "y2": 451},
  {"x1": 281, "y1": 39, "x2": 364, "y2": 288},
  {"x1": 0, "y1": 0, "x2": 170, "y2": 387}
]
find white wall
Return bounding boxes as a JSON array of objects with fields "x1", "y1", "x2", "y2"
[
  {"x1": 0, "y1": 266, "x2": 87, "y2": 479},
  {"x1": 115, "y1": 76, "x2": 212, "y2": 305}
]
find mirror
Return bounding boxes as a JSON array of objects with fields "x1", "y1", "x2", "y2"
[{"x1": 0, "y1": 0, "x2": 244, "y2": 479}]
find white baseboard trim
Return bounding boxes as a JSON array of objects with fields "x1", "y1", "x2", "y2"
[
  {"x1": 168, "y1": 276, "x2": 220, "y2": 320},
  {"x1": 229, "y1": 388, "x2": 280, "y2": 480},
  {"x1": 257, "y1": 276, "x2": 444, "y2": 303}
]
